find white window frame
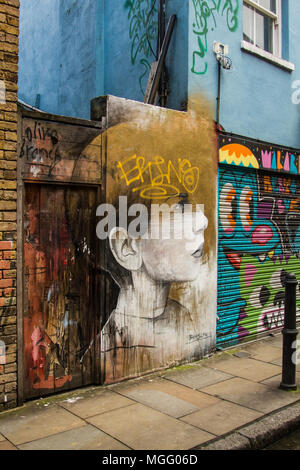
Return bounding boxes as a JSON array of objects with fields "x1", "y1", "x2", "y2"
[{"x1": 243, "y1": 0, "x2": 282, "y2": 58}]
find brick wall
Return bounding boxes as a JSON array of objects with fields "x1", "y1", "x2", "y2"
[{"x1": 0, "y1": 0, "x2": 19, "y2": 411}]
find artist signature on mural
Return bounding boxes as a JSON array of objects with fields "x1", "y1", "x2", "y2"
[
  {"x1": 188, "y1": 332, "x2": 211, "y2": 344},
  {"x1": 117, "y1": 154, "x2": 200, "y2": 199}
]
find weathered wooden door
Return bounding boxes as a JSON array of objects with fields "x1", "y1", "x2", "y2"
[{"x1": 18, "y1": 108, "x2": 102, "y2": 400}]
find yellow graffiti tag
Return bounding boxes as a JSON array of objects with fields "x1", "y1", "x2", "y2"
[{"x1": 117, "y1": 155, "x2": 200, "y2": 200}]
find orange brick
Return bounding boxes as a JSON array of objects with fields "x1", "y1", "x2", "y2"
[
  {"x1": 0, "y1": 241, "x2": 12, "y2": 250},
  {"x1": 3, "y1": 251, "x2": 15, "y2": 259},
  {"x1": 3, "y1": 270, "x2": 16, "y2": 278},
  {"x1": 4, "y1": 288, "x2": 15, "y2": 297},
  {"x1": 0, "y1": 279, "x2": 12, "y2": 288},
  {"x1": 0, "y1": 260, "x2": 10, "y2": 270}
]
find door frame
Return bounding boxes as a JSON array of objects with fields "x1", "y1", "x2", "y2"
[{"x1": 17, "y1": 106, "x2": 103, "y2": 405}]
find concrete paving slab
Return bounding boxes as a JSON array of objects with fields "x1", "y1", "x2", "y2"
[
  {"x1": 0, "y1": 440, "x2": 18, "y2": 450},
  {"x1": 181, "y1": 400, "x2": 262, "y2": 435},
  {"x1": 208, "y1": 356, "x2": 281, "y2": 382},
  {"x1": 18, "y1": 425, "x2": 130, "y2": 450},
  {"x1": 270, "y1": 357, "x2": 282, "y2": 366},
  {"x1": 59, "y1": 389, "x2": 134, "y2": 419},
  {"x1": 117, "y1": 377, "x2": 221, "y2": 410},
  {"x1": 200, "y1": 377, "x2": 300, "y2": 413},
  {"x1": 242, "y1": 342, "x2": 282, "y2": 362},
  {"x1": 261, "y1": 372, "x2": 300, "y2": 387},
  {"x1": 260, "y1": 374, "x2": 284, "y2": 387},
  {"x1": 0, "y1": 404, "x2": 85, "y2": 445},
  {"x1": 262, "y1": 335, "x2": 283, "y2": 349},
  {"x1": 87, "y1": 403, "x2": 214, "y2": 450},
  {"x1": 163, "y1": 366, "x2": 233, "y2": 390},
  {"x1": 271, "y1": 357, "x2": 300, "y2": 372},
  {"x1": 114, "y1": 388, "x2": 199, "y2": 418}
]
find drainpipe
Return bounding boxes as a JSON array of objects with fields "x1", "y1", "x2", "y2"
[
  {"x1": 158, "y1": 0, "x2": 167, "y2": 107},
  {"x1": 216, "y1": 60, "x2": 221, "y2": 129}
]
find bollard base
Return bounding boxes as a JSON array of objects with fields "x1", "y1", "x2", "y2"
[{"x1": 279, "y1": 382, "x2": 297, "y2": 391}]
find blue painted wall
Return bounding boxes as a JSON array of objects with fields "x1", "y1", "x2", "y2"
[
  {"x1": 189, "y1": 0, "x2": 300, "y2": 149},
  {"x1": 101, "y1": 0, "x2": 188, "y2": 110},
  {"x1": 19, "y1": 0, "x2": 300, "y2": 148},
  {"x1": 19, "y1": 0, "x2": 188, "y2": 118},
  {"x1": 57, "y1": 0, "x2": 97, "y2": 118},
  {"x1": 19, "y1": 0, "x2": 60, "y2": 114},
  {"x1": 19, "y1": 0, "x2": 98, "y2": 119}
]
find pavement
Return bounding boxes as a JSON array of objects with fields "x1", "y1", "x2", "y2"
[{"x1": 1, "y1": 332, "x2": 300, "y2": 451}]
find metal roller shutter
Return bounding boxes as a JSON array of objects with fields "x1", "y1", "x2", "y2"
[{"x1": 217, "y1": 163, "x2": 300, "y2": 347}]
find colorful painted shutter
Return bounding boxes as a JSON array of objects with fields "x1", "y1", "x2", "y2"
[{"x1": 217, "y1": 164, "x2": 300, "y2": 347}]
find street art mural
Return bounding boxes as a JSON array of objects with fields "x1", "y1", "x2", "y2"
[
  {"x1": 21, "y1": 97, "x2": 217, "y2": 393},
  {"x1": 96, "y1": 96, "x2": 217, "y2": 384},
  {"x1": 191, "y1": 0, "x2": 239, "y2": 75},
  {"x1": 217, "y1": 135, "x2": 300, "y2": 346},
  {"x1": 124, "y1": 0, "x2": 158, "y2": 95}
]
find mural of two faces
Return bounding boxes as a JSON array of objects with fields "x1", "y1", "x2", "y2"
[{"x1": 217, "y1": 135, "x2": 300, "y2": 346}]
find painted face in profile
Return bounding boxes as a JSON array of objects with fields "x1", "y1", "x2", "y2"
[{"x1": 136, "y1": 204, "x2": 208, "y2": 283}]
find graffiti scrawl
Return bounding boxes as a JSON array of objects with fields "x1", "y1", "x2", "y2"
[
  {"x1": 124, "y1": 0, "x2": 158, "y2": 95},
  {"x1": 191, "y1": 0, "x2": 239, "y2": 75}
]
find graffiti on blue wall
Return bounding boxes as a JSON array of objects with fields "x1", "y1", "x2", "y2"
[
  {"x1": 191, "y1": 0, "x2": 239, "y2": 75},
  {"x1": 124, "y1": 0, "x2": 158, "y2": 95},
  {"x1": 217, "y1": 137, "x2": 300, "y2": 345}
]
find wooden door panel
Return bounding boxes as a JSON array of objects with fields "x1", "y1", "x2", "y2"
[{"x1": 24, "y1": 184, "x2": 98, "y2": 399}]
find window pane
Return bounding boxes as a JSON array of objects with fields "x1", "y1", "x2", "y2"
[
  {"x1": 255, "y1": 10, "x2": 273, "y2": 53},
  {"x1": 258, "y1": 0, "x2": 276, "y2": 14},
  {"x1": 243, "y1": 3, "x2": 254, "y2": 44}
]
